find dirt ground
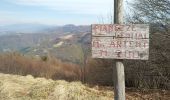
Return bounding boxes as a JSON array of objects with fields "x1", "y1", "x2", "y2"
[{"x1": 0, "y1": 73, "x2": 169, "y2": 100}]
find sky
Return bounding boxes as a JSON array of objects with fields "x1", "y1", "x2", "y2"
[{"x1": 0, "y1": 0, "x2": 117, "y2": 25}]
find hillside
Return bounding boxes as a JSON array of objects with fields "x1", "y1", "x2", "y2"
[
  {"x1": 0, "y1": 73, "x2": 169, "y2": 100},
  {"x1": 0, "y1": 25, "x2": 91, "y2": 64}
]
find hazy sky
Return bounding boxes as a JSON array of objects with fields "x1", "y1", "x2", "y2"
[{"x1": 0, "y1": 0, "x2": 130, "y2": 25}]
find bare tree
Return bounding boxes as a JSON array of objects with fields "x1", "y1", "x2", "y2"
[
  {"x1": 124, "y1": 0, "x2": 170, "y2": 89},
  {"x1": 126, "y1": 0, "x2": 170, "y2": 25}
]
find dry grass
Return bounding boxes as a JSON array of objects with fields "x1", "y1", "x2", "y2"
[{"x1": 0, "y1": 73, "x2": 169, "y2": 100}]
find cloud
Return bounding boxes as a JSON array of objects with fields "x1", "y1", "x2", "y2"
[{"x1": 8, "y1": 0, "x2": 113, "y2": 15}]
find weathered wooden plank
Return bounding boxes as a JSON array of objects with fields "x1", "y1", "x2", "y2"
[{"x1": 92, "y1": 24, "x2": 149, "y2": 60}]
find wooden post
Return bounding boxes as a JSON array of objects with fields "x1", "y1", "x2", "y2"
[
  {"x1": 113, "y1": 0, "x2": 125, "y2": 100},
  {"x1": 113, "y1": 60, "x2": 125, "y2": 100}
]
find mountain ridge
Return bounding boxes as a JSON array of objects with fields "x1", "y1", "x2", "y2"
[{"x1": 0, "y1": 23, "x2": 91, "y2": 35}]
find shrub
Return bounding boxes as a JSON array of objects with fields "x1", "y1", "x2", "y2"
[{"x1": 0, "y1": 52, "x2": 81, "y2": 82}]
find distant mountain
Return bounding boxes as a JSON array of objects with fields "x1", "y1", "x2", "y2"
[
  {"x1": 45, "y1": 24, "x2": 91, "y2": 34},
  {"x1": 0, "y1": 23, "x2": 52, "y2": 34},
  {"x1": 0, "y1": 24, "x2": 91, "y2": 35}
]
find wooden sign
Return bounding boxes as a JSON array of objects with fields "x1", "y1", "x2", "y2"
[{"x1": 92, "y1": 24, "x2": 149, "y2": 60}]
